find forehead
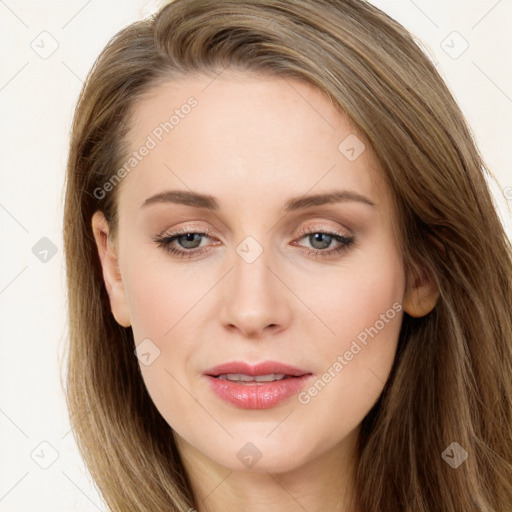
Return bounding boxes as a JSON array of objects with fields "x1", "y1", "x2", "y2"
[{"x1": 117, "y1": 71, "x2": 387, "y2": 217}]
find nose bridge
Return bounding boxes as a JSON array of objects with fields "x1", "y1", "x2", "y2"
[
  {"x1": 219, "y1": 233, "x2": 290, "y2": 335},
  {"x1": 232, "y1": 235, "x2": 277, "y2": 308}
]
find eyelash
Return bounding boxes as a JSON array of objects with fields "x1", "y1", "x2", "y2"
[{"x1": 154, "y1": 225, "x2": 355, "y2": 260}]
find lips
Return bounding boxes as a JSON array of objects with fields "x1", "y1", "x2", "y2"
[
  {"x1": 204, "y1": 360, "x2": 311, "y2": 378},
  {"x1": 203, "y1": 360, "x2": 314, "y2": 409}
]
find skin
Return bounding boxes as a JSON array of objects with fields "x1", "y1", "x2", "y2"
[{"x1": 92, "y1": 71, "x2": 438, "y2": 512}]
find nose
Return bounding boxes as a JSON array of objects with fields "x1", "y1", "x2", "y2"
[{"x1": 219, "y1": 246, "x2": 292, "y2": 339}]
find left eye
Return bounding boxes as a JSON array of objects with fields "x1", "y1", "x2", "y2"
[
  {"x1": 293, "y1": 229, "x2": 355, "y2": 257},
  {"x1": 167, "y1": 232, "x2": 204, "y2": 250},
  {"x1": 154, "y1": 229, "x2": 215, "y2": 259},
  {"x1": 154, "y1": 228, "x2": 355, "y2": 259}
]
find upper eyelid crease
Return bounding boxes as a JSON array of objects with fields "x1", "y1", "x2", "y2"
[{"x1": 139, "y1": 189, "x2": 376, "y2": 211}]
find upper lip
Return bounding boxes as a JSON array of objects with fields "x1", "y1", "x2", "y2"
[{"x1": 204, "y1": 360, "x2": 312, "y2": 377}]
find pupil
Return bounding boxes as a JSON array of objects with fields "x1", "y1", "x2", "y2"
[
  {"x1": 311, "y1": 233, "x2": 331, "y2": 249},
  {"x1": 181, "y1": 233, "x2": 200, "y2": 248}
]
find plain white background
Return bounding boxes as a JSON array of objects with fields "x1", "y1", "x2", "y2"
[{"x1": 0, "y1": 1, "x2": 511, "y2": 510}]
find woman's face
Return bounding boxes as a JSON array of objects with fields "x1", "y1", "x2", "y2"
[{"x1": 94, "y1": 71, "x2": 408, "y2": 473}]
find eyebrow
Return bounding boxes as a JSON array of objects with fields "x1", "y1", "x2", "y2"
[{"x1": 140, "y1": 189, "x2": 376, "y2": 212}]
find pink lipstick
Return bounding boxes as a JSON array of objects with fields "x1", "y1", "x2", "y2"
[{"x1": 204, "y1": 360, "x2": 313, "y2": 409}]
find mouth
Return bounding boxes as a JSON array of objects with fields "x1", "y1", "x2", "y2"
[
  {"x1": 203, "y1": 360, "x2": 313, "y2": 409},
  {"x1": 213, "y1": 373, "x2": 301, "y2": 384}
]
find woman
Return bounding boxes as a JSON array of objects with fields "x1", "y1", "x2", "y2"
[{"x1": 63, "y1": 0, "x2": 512, "y2": 510}]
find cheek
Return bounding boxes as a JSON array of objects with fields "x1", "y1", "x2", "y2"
[
  {"x1": 122, "y1": 256, "x2": 201, "y2": 421},
  {"x1": 122, "y1": 249, "x2": 204, "y2": 340},
  {"x1": 295, "y1": 246, "x2": 405, "y2": 431},
  {"x1": 120, "y1": 245, "x2": 214, "y2": 388},
  {"x1": 295, "y1": 238, "x2": 405, "y2": 349}
]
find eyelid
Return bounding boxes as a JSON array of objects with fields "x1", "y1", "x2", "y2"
[
  {"x1": 295, "y1": 222, "x2": 352, "y2": 238},
  {"x1": 158, "y1": 224, "x2": 215, "y2": 237}
]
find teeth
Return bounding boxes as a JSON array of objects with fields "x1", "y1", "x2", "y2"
[{"x1": 217, "y1": 373, "x2": 287, "y2": 382}]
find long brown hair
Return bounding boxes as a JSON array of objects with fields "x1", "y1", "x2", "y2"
[{"x1": 62, "y1": 1, "x2": 512, "y2": 510}]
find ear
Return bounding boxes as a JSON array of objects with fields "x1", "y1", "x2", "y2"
[
  {"x1": 91, "y1": 211, "x2": 131, "y2": 327},
  {"x1": 403, "y1": 263, "x2": 439, "y2": 318}
]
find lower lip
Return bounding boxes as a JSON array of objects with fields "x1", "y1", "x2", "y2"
[{"x1": 205, "y1": 374, "x2": 313, "y2": 409}]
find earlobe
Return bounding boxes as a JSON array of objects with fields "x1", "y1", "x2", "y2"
[
  {"x1": 403, "y1": 265, "x2": 439, "y2": 318},
  {"x1": 91, "y1": 211, "x2": 131, "y2": 327}
]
